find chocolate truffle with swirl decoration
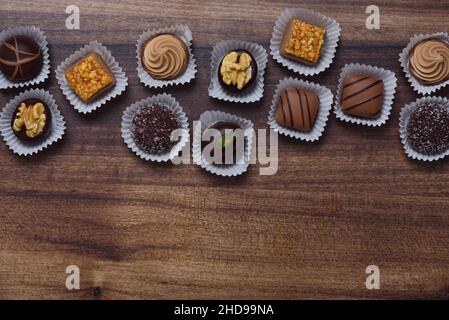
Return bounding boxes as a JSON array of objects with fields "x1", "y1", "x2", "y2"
[
  {"x1": 409, "y1": 39, "x2": 449, "y2": 85},
  {"x1": 141, "y1": 34, "x2": 189, "y2": 80}
]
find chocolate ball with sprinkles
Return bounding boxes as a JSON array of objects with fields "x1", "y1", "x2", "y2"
[
  {"x1": 407, "y1": 103, "x2": 449, "y2": 155},
  {"x1": 131, "y1": 104, "x2": 181, "y2": 154}
]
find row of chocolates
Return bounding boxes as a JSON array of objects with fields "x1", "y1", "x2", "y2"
[{"x1": 1, "y1": 8, "x2": 449, "y2": 176}]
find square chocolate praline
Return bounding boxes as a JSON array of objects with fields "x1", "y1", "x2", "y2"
[{"x1": 280, "y1": 19, "x2": 326, "y2": 65}]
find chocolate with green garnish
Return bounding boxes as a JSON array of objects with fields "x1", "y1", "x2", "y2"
[{"x1": 201, "y1": 121, "x2": 245, "y2": 165}]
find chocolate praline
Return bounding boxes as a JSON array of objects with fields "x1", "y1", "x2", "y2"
[
  {"x1": 0, "y1": 36, "x2": 43, "y2": 81},
  {"x1": 341, "y1": 74, "x2": 384, "y2": 119},
  {"x1": 407, "y1": 103, "x2": 449, "y2": 155},
  {"x1": 131, "y1": 104, "x2": 180, "y2": 154},
  {"x1": 201, "y1": 121, "x2": 245, "y2": 165},
  {"x1": 11, "y1": 99, "x2": 51, "y2": 141},
  {"x1": 141, "y1": 34, "x2": 189, "y2": 80},
  {"x1": 275, "y1": 88, "x2": 319, "y2": 132},
  {"x1": 218, "y1": 50, "x2": 257, "y2": 93}
]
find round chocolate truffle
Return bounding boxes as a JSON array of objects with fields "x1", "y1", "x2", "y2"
[
  {"x1": 0, "y1": 36, "x2": 43, "y2": 81},
  {"x1": 141, "y1": 34, "x2": 189, "y2": 80},
  {"x1": 11, "y1": 99, "x2": 51, "y2": 141},
  {"x1": 131, "y1": 104, "x2": 180, "y2": 154},
  {"x1": 407, "y1": 103, "x2": 449, "y2": 155},
  {"x1": 218, "y1": 50, "x2": 257, "y2": 93},
  {"x1": 201, "y1": 121, "x2": 245, "y2": 165}
]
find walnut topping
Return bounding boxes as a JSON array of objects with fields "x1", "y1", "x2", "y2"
[
  {"x1": 13, "y1": 102, "x2": 47, "y2": 138},
  {"x1": 65, "y1": 53, "x2": 114, "y2": 102},
  {"x1": 285, "y1": 19, "x2": 325, "y2": 64},
  {"x1": 220, "y1": 51, "x2": 253, "y2": 90}
]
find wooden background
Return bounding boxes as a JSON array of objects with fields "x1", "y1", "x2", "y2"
[{"x1": 1, "y1": 0, "x2": 449, "y2": 300}]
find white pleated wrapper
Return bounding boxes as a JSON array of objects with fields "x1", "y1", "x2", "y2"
[
  {"x1": 121, "y1": 93, "x2": 189, "y2": 163},
  {"x1": 209, "y1": 40, "x2": 268, "y2": 103},
  {"x1": 55, "y1": 41, "x2": 128, "y2": 114},
  {"x1": 192, "y1": 110, "x2": 254, "y2": 177},
  {"x1": 399, "y1": 32, "x2": 449, "y2": 96},
  {"x1": 267, "y1": 77, "x2": 333, "y2": 142},
  {"x1": 136, "y1": 25, "x2": 197, "y2": 89},
  {"x1": 0, "y1": 89, "x2": 66, "y2": 156},
  {"x1": 0, "y1": 26, "x2": 50, "y2": 89},
  {"x1": 270, "y1": 8, "x2": 341, "y2": 76},
  {"x1": 334, "y1": 63, "x2": 397, "y2": 127},
  {"x1": 399, "y1": 96, "x2": 449, "y2": 162}
]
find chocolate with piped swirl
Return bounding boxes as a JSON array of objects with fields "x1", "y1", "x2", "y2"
[
  {"x1": 409, "y1": 39, "x2": 449, "y2": 85},
  {"x1": 141, "y1": 34, "x2": 188, "y2": 80}
]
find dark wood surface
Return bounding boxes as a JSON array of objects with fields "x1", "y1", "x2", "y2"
[{"x1": 1, "y1": 0, "x2": 449, "y2": 299}]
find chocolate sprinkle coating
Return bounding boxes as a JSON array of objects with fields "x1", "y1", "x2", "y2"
[
  {"x1": 407, "y1": 103, "x2": 449, "y2": 155},
  {"x1": 131, "y1": 104, "x2": 180, "y2": 154}
]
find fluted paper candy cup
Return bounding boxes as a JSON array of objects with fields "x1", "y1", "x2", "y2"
[
  {"x1": 399, "y1": 96, "x2": 449, "y2": 162},
  {"x1": 121, "y1": 93, "x2": 189, "y2": 163},
  {"x1": 136, "y1": 25, "x2": 197, "y2": 89},
  {"x1": 0, "y1": 89, "x2": 66, "y2": 156},
  {"x1": 192, "y1": 110, "x2": 254, "y2": 177},
  {"x1": 209, "y1": 40, "x2": 268, "y2": 103},
  {"x1": 268, "y1": 77, "x2": 333, "y2": 142},
  {"x1": 399, "y1": 32, "x2": 449, "y2": 96},
  {"x1": 55, "y1": 41, "x2": 128, "y2": 114},
  {"x1": 334, "y1": 63, "x2": 397, "y2": 127},
  {"x1": 270, "y1": 8, "x2": 341, "y2": 76},
  {"x1": 0, "y1": 26, "x2": 50, "y2": 89}
]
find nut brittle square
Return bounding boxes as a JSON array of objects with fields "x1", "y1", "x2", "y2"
[
  {"x1": 65, "y1": 52, "x2": 116, "y2": 103},
  {"x1": 280, "y1": 19, "x2": 326, "y2": 64}
]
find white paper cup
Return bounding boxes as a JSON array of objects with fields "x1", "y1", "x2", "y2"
[
  {"x1": 399, "y1": 32, "x2": 449, "y2": 96},
  {"x1": 270, "y1": 8, "x2": 341, "y2": 76},
  {"x1": 121, "y1": 93, "x2": 189, "y2": 163},
  {"x1": 0, "y1": 26, "x2": 50, "y2": 89},
  {"x1": 0, "y1": 89, "x2": 66, "y2": 156},
  {"x1": 192, "y1": 110, "x2": 254, "y2": 176},
  {"x1": 136, "y1": 25, "x2": 197, "y2": 89},
  {"x1": 267, "y1": 77, "x2": 333, "y2": 142},
  {"x1": 334, "y1": 63, "x2": 397, "y2": 127},
  {"x1": 208, "y1": 40, "x2": 268, "y2": 103},
  {"x1": 399, "y1": 96, "x2": 449, "y2": 162},
  {"x1": 55, "y1": 41, "x2": 128, "y2": 114}
]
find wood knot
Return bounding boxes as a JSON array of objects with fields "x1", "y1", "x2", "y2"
[{"x1": 93, "y1": 286, "x2": 102, "y2": 297}]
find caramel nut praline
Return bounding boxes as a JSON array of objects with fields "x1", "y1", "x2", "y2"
[
  {"x1": 279, "y1": 19, "x2": 326, "y2": 65},
  {"x1": 65, "y1": 52, "x2": 116, "y2": 103}
]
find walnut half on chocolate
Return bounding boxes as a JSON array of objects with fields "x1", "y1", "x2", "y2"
[{"x1": 11, "y1": 99, "x2": 51, "y2": 141}]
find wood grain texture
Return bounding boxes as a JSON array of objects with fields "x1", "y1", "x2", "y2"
[{"x1": 1, "y1": 0, "x2": 449, "y2": 300}]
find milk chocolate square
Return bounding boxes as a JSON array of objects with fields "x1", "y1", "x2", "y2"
[{"x1": 341, "y1": 75, "x2": 384, "y2": 119}]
